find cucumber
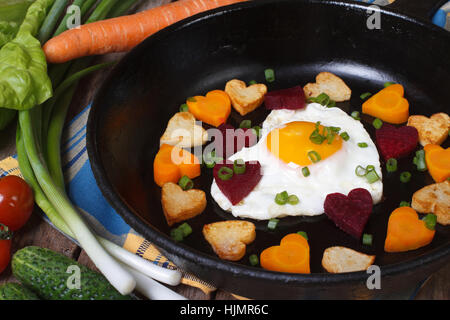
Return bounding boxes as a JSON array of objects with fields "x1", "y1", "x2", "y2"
[
  {"x1": 12, "y1": 246, "x2": 131, "y2": 300},
  {"x1": 0, "y1": 283, "x2": 40, "y2": 300}
]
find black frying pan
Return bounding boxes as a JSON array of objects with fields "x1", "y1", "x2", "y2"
[{"x1": 87, "y1": 0, "x2": 450, "y2": 299}]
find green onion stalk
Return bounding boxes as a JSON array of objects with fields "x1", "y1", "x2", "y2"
[
  {"x1": 19, "y1": 109, "x2": 136, "y2": 295},
  {"x1": 17, "y1": 0, "x2": 182, "y2": 297}
]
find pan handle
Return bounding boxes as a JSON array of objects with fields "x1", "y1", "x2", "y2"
[{"x1": 387, "y1": 0, "x2": 448, "y2": 21}]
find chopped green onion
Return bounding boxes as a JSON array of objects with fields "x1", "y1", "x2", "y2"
[
  {"x1": 399, "y1": 201, "x2": 410, "y2": 207},
  {"x1": 423, "y1": 214, "x2": 437, "y2": 231},
  {"x1": 249, "y1": 254, "x2": 259, "y2": 266},
  {"x1": 239, "y1": 120, "x2": 252, "y2": 129},
  {"x1": 267, "y1": 218, "x2": 280, "y2": 230},
  {"x1": 372, "y1": 118, "x2": 383, "y2": 129},
  {"x1": 308, "y1": 93, "x2": 330, "y2": 106},
  {"x1": 413, "y1": 150, "x2": 427, "y2": 172},
  {"x1": 386, "y1": 158, "x2": 398, "y2": 173},
  {"x1": 351, "y1": 111, "x2": 361, "y2": 120},
  {"x1": 362, "y1": 234, "x2": 373, "y2": 246},
  {"x1": 178, "y1": 223, "x2": 193, "y2": 237},
  {"x1": 365, "y1": 169, "x2": 380, "y2": 183},
  {"x1": 218, "y1": 167, "x2": 234, "y2": 181},
  {"x1": 204, "y1": 151, "x2": 216, "y2": 168},
  {"x1": 310, "y1": 123, "x2": 341, "y2": 145},
  {"x1": 178, "y1": 175, "x2": 194, "y2": 191},
  {"x1": 233, "y1": 159, "x2": 246, "y2": 175},
  {"x1": 275, "y1": 191, "x2": 289, "y2": 205},
  {"x1": 384, "y1": 81, "x2": 395, "y2": 88},
  {"x1": 265, "y1": 69, "x2": 275, "y2": 83},
  {"x1": 248, "y1": 80, "x2": 257, "y2": 86},
  {"x1": 400, "y1": 171, "x2": 412, "y2": 183},
  {"x1": 187, "y1": 97, "x2": 196, "y2": 102},
  {"x1": 252, "y1": 126, "x2": 262, "y2": 138},
  {"x1": 358, "y1": 142, "x2": 368, "y2": 148},
  {"x1": 308, "y1": 151, "x2": 321, "y2": 163},
  {"x1": 297, "y1": 231, "x2": 308, "y2": 240},
  {"x1": 170, "y1": 228, "x2": 184, "y2": 242},
  {"x1": 308, "y1": 93, "x2": 336, "y2": 108},
  {"x1": 326, "y1": 130, "x2": 336, "y2": 144},
  {"x1": 179, "y1": 104, "x2": 189, "y2": 112},
  {"x1": 302, "y1": 167, "x2": 310, "y2": 177},
  {"x1": 316, "y1": 93, "x2": 330, "y2": 105},
  {"x1": 327, "y1": 100, "x2": 336, "y2": 108},
  {"x1": 340, "y1": 132, "x2": 350, "y2": 141},
  {"x1": 205, "y1": 161, "x2": 216, "y2": 169},
  {"x1": 310, "y1": 131, "x2": 326, "y2": 145},
  {"x1": 329, "y1": 127, "x2": 341, "y2": 133},
  {"x1": 288, "y1": 195, "x2": 300, "y2": 205},
  {"x1": 356, "y1": 165, "x2": 380, "y2": 183},
  {"x1": 360, "y1": 92, "x2": 372, "y2": 100},
  {"x1": 355, "y1": 165, "x2": 367, "y2": 177}
]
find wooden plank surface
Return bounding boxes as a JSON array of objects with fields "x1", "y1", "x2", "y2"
[{"x1": 0, "y1": 0, "x2": 448, "y2": 301}]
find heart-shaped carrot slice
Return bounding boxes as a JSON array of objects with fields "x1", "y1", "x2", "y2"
[
  {"x1": 362, "y1": 84, "x2": 409, "y2": 124},
  {"x1": 384, "y1": 207, "x2": 435, "y2": 253},
  {"x1": 153, "y1": 144, "x2": 200, "y2": 187},
  {"x1": 260, "y1": 233, "x2": 310, "y2": 274},
  {"x1": 187, "y1": 90, "x2": 231, "y2": 127},
  {"x1": 424, "y1": 144, "x2": 450, "y2": 183}
]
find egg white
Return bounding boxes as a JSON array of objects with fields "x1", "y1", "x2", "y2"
[{"x1": 211, "y1": 103, "x2": 383, "y2": 220}]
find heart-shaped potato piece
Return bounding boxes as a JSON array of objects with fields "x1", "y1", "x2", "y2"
[
  {"x1": 322, "y1": 246, "x2": 375, "y2": 273},
  {"x1": 203, "y1": 221, "x2": 255, "y2": 261},
  {"x1": 412, "y1": 180, "x2": 450, "y2": 226},
  {"x1": 407, "y1": 113, "x2": 450, "y2": 146},
  {"x1": 160, "y1": 112, "x2": 208, "y2": 148},
  {"x1": 304, "y1": 72, "x2": 351, "y2": 102},
  {"x1": 161, "y1": 182, "x2": 206, "y2": 226},
  {"x1": 225, "y1": 79, "x2": 267, "y2": 116},
  {"x1": 384, "y1": 207, "x2": 435, "y2": 253}
]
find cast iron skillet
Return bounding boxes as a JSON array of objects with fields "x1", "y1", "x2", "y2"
[{"x1": 87, "y1": 0, "x2": 450, "y2": 299}]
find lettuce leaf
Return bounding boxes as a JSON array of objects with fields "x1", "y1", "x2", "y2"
[
  {"x1": 0, "y1": 0, "x2": 54, "y2": 111},
  {"x1": 0, "y1": 21, "x2": 18, "y2": 47}
]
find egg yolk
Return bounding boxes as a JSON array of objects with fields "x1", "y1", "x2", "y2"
[{"x1": 266, "y1": 121, "x2": 343, "y2": 166}]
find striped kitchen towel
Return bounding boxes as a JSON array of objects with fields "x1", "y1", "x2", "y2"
[{"x1": 0, "y1": 104, "x2": 216, "y2": 296}]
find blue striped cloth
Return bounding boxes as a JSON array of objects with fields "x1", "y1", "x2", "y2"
[{"x1": 60, "y1": 104, "x2": 135, "y2": 245}]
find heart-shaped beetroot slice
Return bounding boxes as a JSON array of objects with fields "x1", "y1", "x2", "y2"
[
  {"x1": 215, "y1": 124, "x2": 257, "y2": 159},
  {"x1": 376, "y1": 123, "x2": 419, "y2": 161},
  {"x1": 324, "y1": 188, "x2": 373, "y2": 239},
  {"x1": 265, "y1": 86, "x2": 306, "y2": 110},
  {"x1": 213, "y1": 161, "x2": 262, "y2": 205}
]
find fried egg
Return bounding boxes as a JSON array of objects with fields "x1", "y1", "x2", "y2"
[{"x1": 211, "y1": 103, "x2": 383, "y2": 220}]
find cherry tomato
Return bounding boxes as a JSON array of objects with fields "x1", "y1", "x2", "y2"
[
  {"x1": 0, "y1": 224, "x2": 12, "y2": 275},
  {"x1": 0, "y1": 176, "x2": 34, "y2": 231}
]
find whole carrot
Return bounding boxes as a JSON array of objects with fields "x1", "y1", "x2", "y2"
[{"x1": 43, "y1": 0, "x2": 248, "y2": 64}]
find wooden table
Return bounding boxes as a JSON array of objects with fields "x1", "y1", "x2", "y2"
[{"x1": 0, "y1": 0, "x2": 448, "y2": 300}]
